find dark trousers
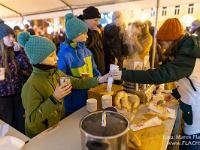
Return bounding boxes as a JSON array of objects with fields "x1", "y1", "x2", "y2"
[
  {"x1": 0, "y1": 94, "x2": 25, "y2": 134},
  {"x1": 179, "y1": 132, "x2": 200, "y2": 150}
]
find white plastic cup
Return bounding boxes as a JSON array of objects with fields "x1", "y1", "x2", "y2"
[
  {"x1": 101, "y1": 95, "x2": 112, "y2": 109},
  {"x1": 0, "y1": 68, "x2": 5, "y2": 80},
  {"x1": 86, "y1": 98, "x2": 97, "y2": 113}
]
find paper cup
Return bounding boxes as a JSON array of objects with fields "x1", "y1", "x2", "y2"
[
  {"x1": 59, "y1": 77, "x2": 71, "y2": 85},
  {"x1": 86, "y1": 98, "x2": 97, "y2": 113},
  {"x1": 0, "y1": 68, "x2": 5, "y2": 80},
  {"x1": 101, "y1": 95, "x2": 112, "y2": 109},
  {"x1": 82, "y1": 73, "x2": 90, "y2": 79}
]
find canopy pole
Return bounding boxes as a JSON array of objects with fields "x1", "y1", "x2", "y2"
[
  {"x1": 60, "y1": 0, "x2": 73, "y2": 13},
  {"x1": 151, "y1": 0, "x2": 160, "y2": 68},
  {"x1": 0, "y1": 3, "x2": 24, "y2": 23}
]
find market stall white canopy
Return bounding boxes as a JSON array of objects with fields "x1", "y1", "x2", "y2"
[
  {"x1": 0, "y1": 0, "x2": 160, "y2": 68},
  {"x1": 0, "y1": 0, "x2": 147, "y2": 21}
]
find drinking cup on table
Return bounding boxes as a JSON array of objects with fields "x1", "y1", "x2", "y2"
[
  {"x1": 0, "y1": 68, "x2": 5, "y2": 80},
  {"x1": 82, "y1": 73, "x2": 90, "y2": 79},
  {"x1": 59, "y1": 77, "x2": 71, "y2": 86},
  {"x1": 101, "y1": 95, "x2": 112, "y2": 109},
  {"x1": 86, "y1": 98, "x2": 97, "y2": 113}
]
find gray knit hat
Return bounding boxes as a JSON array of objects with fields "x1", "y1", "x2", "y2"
[
  {"x1": 191, "y1": 20, "x2": 200, "y2": 32},
  {"x1": 0, "y1": 19, "x2": 15, "y2": 39},
  {"x1": 112, "y1": 11, "x2": 123, "y2": 22}
]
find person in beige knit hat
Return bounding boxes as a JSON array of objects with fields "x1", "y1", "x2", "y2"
[{"x1": 110, "y1": 18, "x2": 200, "y2": 150}]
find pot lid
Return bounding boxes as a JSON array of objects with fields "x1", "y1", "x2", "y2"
[{"x1": 80, "y1": 111, "x2": 129, "y2": 137}]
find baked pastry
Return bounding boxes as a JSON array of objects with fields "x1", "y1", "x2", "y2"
[{"x1": 142, "y1": 111, "x2": 168, "y2": 121}]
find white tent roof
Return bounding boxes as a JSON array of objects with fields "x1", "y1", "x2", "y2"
[
  {"x1": 179, "y1": 14, "x2": 196, "y2": 27},
  {"x1": 1, "y1": 0, "x2": 200, "y2": 22},
  {"x1": 0, "y1": 0, "x2": 141, "y2": 21}
]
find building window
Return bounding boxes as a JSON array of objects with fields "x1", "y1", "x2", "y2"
[
  {"x1": 130, "y1": 10, "x2": 134, "y2": 19},
  {"x1": 162, "y1": 7, "x2": 167, "y2": 16},
  {"x1": 151, "y1": 8, "x2": 156, "y2": 17},
  {"x1": 174, "y1": 5, "x2": 180, "y2": 15},
  {"x1": 188, "y1": 4, "x2": 194, "y2": 14}
]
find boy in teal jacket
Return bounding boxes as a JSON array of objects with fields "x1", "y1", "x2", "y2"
[
  {"x1": 18, "y1": 32, "x2": 110, "y2": 138},
  {"x1": 57, "y1": 13, "x2": 106, "y2": 114}
]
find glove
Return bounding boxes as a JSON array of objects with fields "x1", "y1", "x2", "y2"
[
  {"x1": 109, "y1": 70, "x2": 122, "y2": 80},
  {"x1": 97, "y1": 73, "x2": 111, "y2": 83}
]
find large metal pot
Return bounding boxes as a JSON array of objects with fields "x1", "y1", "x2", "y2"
[{"x1": 80, "y1": 111, "x2": 129, "y2": 150}]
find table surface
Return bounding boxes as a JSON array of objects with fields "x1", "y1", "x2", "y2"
[
  {"x1": 0, "y1": 120, "x2": 30, "y2": 142},
  {"x1": 22, "y1": 102, "x2": 179, "y2": 150}
]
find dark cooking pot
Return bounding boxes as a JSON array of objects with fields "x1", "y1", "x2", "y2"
[{"x1": 80, "y1": 110, "x2": 129, "y2": 150}]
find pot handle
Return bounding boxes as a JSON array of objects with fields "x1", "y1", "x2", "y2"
[{"x1": 86, "y1": 141, "x2": 109, "y2": 150}]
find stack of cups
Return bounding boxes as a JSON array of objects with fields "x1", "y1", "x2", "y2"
[{"x1": 101, "y1": 95, "x2": 112, "y2": 109}]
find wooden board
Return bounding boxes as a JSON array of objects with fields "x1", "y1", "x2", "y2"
[{"x1": 129, "y1": 118, "x2": 165, "y2": 150}]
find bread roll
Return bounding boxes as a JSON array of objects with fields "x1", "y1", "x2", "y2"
[
  {"x1": 121, "y1": 93, "x2": 128, "y2": 108},
  {"x1": 113, "y1": 91, "x2": 126, "y2": 106},
  {"x1": 116, "y1": 103, "x2": 122, "y2": 110},
  {"x1": 133, "y1": 109, "x2": 138, "y2": 115},
  {"x1": 127, "y1": 101, "x2": 132, "y2": 111},
  {"x1": 146, "y1": 111, "x2": 168, "y2": 120},
  {"x1": 128, "y1": 94, "x2": 140, "y2": 109}
]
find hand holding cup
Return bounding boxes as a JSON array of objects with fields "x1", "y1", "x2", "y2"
[{"x1": 53, "y1": 77, "x2": 72, "y2": 100}]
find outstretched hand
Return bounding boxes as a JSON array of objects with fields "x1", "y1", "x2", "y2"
[
  {"x1": 98, "y1": 73, "x2": 111, "y2": 83},
  {"x1": 109, "y1": 70, "x2": 122, "y2": 80},
  {"x1": 164, "y1": 94, "x2": 175, "y2": 101}
]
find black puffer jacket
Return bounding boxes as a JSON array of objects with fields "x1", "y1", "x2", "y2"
[
  {"x1": 86, "y1": 30, "x2": 105, "y2": 75},
  {"x1": 103, "y1": 24, "x2": 129, "y2": 73}
]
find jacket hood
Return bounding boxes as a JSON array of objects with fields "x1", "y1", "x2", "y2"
[
  {"x1": 178, "y1": 34, "x2": 200, "y2": 58},
  {"x1": 104, "y1": 24, "x2": 120, "y2": 38}
]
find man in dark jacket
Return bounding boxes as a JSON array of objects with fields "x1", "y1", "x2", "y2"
[{"x1": 78, "y1": 6, "x2": 105, "y2": 75}]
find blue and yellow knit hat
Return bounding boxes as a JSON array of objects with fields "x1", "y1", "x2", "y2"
[
  {"x1": 65, "y1": 13, "x2": 88, "y2": 40},
  {"x1": 17, "y1": 32, "x2": 56, "y2": 64}
]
